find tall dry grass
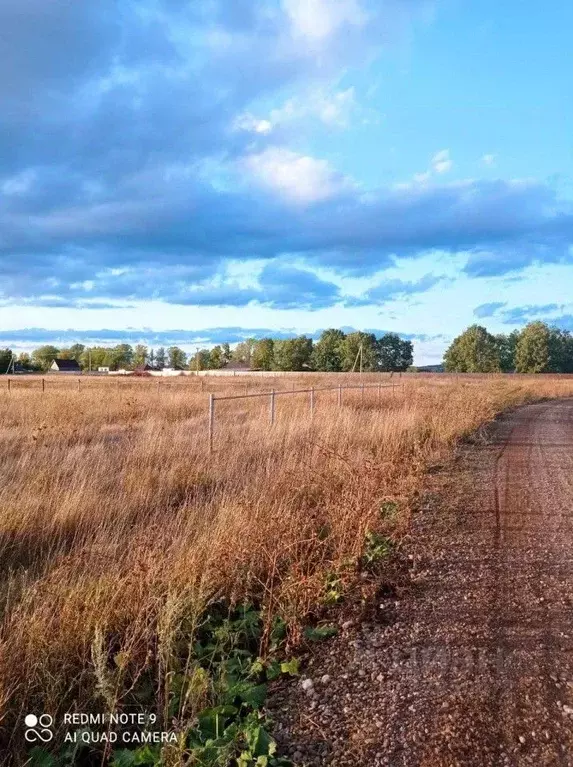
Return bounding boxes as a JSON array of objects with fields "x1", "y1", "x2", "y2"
[{"x1": 1, "y1": 373, "x2": 572, "y2": 758}]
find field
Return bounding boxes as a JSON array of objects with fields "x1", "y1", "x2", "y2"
[{"x1": 2, "y1": 373, "x2": 573, "y2": 763}]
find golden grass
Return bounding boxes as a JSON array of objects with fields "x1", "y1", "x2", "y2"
[{"x1": 1, "y1": 373, "x2": 572, "y2": 754}]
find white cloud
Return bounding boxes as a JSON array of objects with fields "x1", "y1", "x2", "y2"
[
  {"x1": 269, "y1": 86, "x2": 356, "y2": 128},
  {"x1": 431, "y1": 149, "x2": 452, "y2": 174},
  {"x1": 2, "y1": 169, "x2": 36, "y2": 196},
  {"x1": 233, "y1": 113, "x2": 273, "y2": 135},
  {"x1": 283, "y1": 0, "x2": 368, "y2": 43},
  {"x1": 482, "y1": 153, "x2": 496, "y2": 167},
  {"x1": 243, "y1": 147, "x2": 348, "y2": 203},
  {"x1": 234, "y1": 86, "x2": 357, "y2": 136}
]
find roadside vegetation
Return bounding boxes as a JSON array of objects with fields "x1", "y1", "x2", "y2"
[
  {"x1": 444, "y1": 321, "x2": 573, "y2": 373},
  {"x1": 1, "y1": 374, "x2": 573, "y2": 764}
]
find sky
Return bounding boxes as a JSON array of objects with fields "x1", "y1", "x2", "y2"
[{"x1": 2, "y1": 0, "x2": 573, "y2": 364}]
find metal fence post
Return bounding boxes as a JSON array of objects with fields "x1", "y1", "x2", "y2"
[
  {"x1": 208, "y1": 393, "x2": 215, "y2": 453},
  {"x1": 78, "y1": 378, "x2": 81, "y2": 392},
  {"x1": 7, "y1": 378, "x2": 10, "y2": 393},
  {"x1": 270, "y1": 389, "x2": 275, "y2": 425},
  {"x1": 42, "y1": 378, "x2": 45, "y2": 393},
  {"x1": 310, "y1": 387, "x2": 315, "y2": 419}
]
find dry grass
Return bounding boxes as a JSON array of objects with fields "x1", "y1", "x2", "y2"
[{"x1": 1, "y1": 372, "x2": 572, "y2": 757}]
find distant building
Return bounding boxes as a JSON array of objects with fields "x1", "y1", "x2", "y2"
[
  {"x1": 135, "y1": 363, "x2": 160, "y2": 372},
  {"x1": 97, "y1": 366, "x2": 110, "y2": 373},
  {"x1": 50, "y1": 358, "x2": 82, "y2": 373},
  {"x1": 133, "y1": 363, "x2": 160, "y2": 376}
]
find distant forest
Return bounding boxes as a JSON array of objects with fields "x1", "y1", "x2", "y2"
[
  {"x1": 0, "y1": 330, "x2": 413, "y2": 374},
  {"x1": 443, "y1": 322, "x2": 573, "y2": 374}
]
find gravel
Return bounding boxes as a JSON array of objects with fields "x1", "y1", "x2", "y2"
[{"x1": 268, "y1": 400, "x2": 573, "y2": 766}]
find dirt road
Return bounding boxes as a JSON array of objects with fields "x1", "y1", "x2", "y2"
[{"x1": 271, "y1": 399, "x2": 573, "y2": 766}]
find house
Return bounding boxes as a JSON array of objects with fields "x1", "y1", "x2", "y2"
[{"x1": 50, "y1": 358, "x2": 82, "y2": 373}]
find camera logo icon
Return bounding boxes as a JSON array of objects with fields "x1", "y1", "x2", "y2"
[{"x1": 24, "y1": 714, "x2": 53, "y2": 743}]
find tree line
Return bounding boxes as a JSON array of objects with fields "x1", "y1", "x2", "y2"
[
  {"x1": 444, "y1": 322, "x2": 573, "y2": 373},
  {"x1": 0, "y1": 330, "x2": 413, "y2": 374}
]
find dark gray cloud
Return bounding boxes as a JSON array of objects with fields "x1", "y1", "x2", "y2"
[{"x1": 1, "y1": 1, "x2": 572, "y2": 312}]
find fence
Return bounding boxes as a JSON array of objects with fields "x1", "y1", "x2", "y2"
[
  {"x1": 207, "y1": 382, "x2": 404, "y2": 453},
  {"x1": 5, "y1": 377, "x2": 85, "y2": 393}
]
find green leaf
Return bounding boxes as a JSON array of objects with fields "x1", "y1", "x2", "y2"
[
  {"x1": 197, "y1": 705, "x2": 239, "y2": 740},
  {"x1": 28, "y1": 749, "x2": 57, "y2": 767},
  {"x1": 111, "y1": 746, "x2": 160, "y2": 767},
  {"x1": 238, "y1": 682, "x2": 268, "y2": 709},
  {"x1": 266, "y1": 659, "x2": 281, "y2": 681},
  {"x1": 249, "y1": 657, "x2": 265, "y2": 677},
  {"x1": 280, "y1": 658, "x2": 299, "y2": 676},
  {"x1": 304, "y1": 625, "x2": 338, "y2": 642},
  {"x1": 111, "y1": 751, "x2": 138, "y2": 767}
]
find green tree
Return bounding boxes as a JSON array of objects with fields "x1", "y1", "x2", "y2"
[
  {"x1": 189, "y1": 349, "x2": 211, "y2": 371},
  {"x1": 233, "y1": 339, "x2": 256, "y2": 366},
  {"x1": 31, "y1": 345, "x2": 60, "y2": 372},
  {"x1": 222, "y1": 343, "x2": 232, "y2": 364},
  {"x1": 340, "y1": 332, "x2": 378, "y2": 372},
  {"x1": 208, "y1": 346, "x2": 224, "y2": 369},
  {"x1": 155, "y1": 347, "x2": 166, "y2": 369},
  {"x1": 133, "y1": 344, "x2": 148, "y2": 368},
  {"x1": 495, "y1": 331, "x2": 520, "y2": 373},
  {"x1": 68, "y1": 343, "x2": 85, "y2": 362},
  {"x1": 251, "y1": 338, "x2": 275, "y2": 370},
  {"x1": 376, "y1": 333, "x2": 413, "y2": 372},
  {"x1": 551, "y1": 329, "x2": 573, "y2": 373},
  {"x1": 514, "y1": 322, "x2": 570, "y2": 373},
  {"x1": 80, "y1": 347, "x2": 108, "y2": 370},
  {"x1": 17, "y1": 352, "x2": 32, "y2": 370},
  {"x1": 311, "y1": 329, "x2": 345, "y2": 372},
  {"x1": 168, "y1": 346, "x2": 187, "y2": 370},
  {"x1": 51, "y1": 345, "x2": 81, "y2": 364},
  {"x1": 273, "y1": 336, "x2": 313, "y2": 371},
  {"x1": 0, "y1": 348, "x2": 13, "y2": 373},
  {"x1": 443, "y1": 325, "x2": 501, "y2": 373}
]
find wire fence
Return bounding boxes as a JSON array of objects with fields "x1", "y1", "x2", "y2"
[
  {"x1": 2, "y1": 372, "x2": 399, "y2": 395},
  {"x1": 207, "y1": 382, "x2": 404, "y2": 453}
]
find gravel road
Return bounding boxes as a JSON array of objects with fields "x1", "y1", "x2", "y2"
[{"x1": 270, "y1": 399, "x2": 573, "y2": 766}]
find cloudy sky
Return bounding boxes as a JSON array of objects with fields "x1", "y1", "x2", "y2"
[{"x1": 2, "y1": 0, "x2": 572, "y2": 363}]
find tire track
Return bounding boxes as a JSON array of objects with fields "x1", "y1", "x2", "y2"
[{"x1": 271, "y1": 399, "x2": 573, "y2": 766}]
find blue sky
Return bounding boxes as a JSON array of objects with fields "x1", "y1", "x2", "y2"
[{"x1": 2, "y1": 0, "x2": 572, "y2": 363}]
